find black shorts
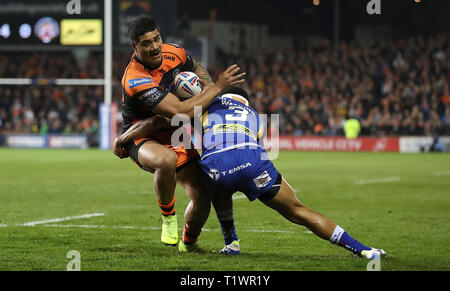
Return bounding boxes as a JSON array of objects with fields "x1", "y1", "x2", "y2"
[
  {"x1": 258, "y1": 173, "x2": 283, "y2": 202},
  {"x1": 125, "y1": 136, "x2": 200, "y2": 173}
]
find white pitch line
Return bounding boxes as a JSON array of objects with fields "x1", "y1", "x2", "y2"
[
  {"x1": 18, "y1": 223, "x2": 294, "y2": 234},
  {"x1": 243, "y1": 229, "x2": 294, "y2": 234},
  {"x1": 41, "y1": 224, "x2": 159, "y2": 231},
  {"x1": 435, "y1": 171, "x2": 450, "y2": 176},
  {"x1": 21, "y1": 213, "x2": 104, "y2": 226},
  {"x1": 232, "y1": 194, "x2": 247, "y2": 200},
  {"x1": 354, "y1": 177, "x2": 400, "y2": 185}
]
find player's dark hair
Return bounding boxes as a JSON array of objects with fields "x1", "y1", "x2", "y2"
[
  {"x1": 221, "y1": 86, "x2": 249, "y2": 99},
  {"x1": 128, "y1": 16, "x2": 160, "y2": 44}
]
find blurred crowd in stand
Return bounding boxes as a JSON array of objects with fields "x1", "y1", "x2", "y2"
[
  {"x1": 0, "y1": 34, "x2": 449, "y2": 144},
  {"x1": 0, "y1": 51, "x2": 127, "y2": 146},
  {"x1": 215, "y1": 34, "x2": 450, "y2": 136}
]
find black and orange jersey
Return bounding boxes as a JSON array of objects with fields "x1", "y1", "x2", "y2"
[{"x1": 121, "y1": 43, "x2": 194, "y2": 133}]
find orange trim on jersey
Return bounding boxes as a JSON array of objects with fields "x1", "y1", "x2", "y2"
[
  {"x1": 130, "y1": 130, "x2": 199, "y2": 171},
  {"x1": 133, "y1": 137, "x2": 150, "y2": 146},
  {"x1": 162, "y1": 44, "x2": 187, "y2": 64},
  {"x1": 121, "y1": 59, "x2": 133, "y2": 89},
  {"x1": 173, "y1": 148, "x2": 199, "y2": 168}
]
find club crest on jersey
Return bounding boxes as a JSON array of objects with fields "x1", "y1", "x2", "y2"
[
  {"x1": 253, "y1": 170, "x2": 272, "y2": 189},
  {"x1": 128, "y1": 78, "x2": 152, "y2": 88},
  {"x1": 209, "y1": 168, "x2": 220, "y2": 181}
]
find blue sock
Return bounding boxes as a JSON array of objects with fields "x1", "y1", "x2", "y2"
[
  {"x1": 216, "y1": 209, "x2": 238, "y2": 245},
  {"x1": 329, "y1": 225, "x2": 371, "y2": 255}
]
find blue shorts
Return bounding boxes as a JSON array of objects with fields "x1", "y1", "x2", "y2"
[{"x1": 199, "y1": 147, "x2": 281, "y2": 201}]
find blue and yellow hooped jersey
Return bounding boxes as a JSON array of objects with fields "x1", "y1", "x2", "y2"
[{"x1": 200, "y1": 94, "x2": 265, "y2": 159}]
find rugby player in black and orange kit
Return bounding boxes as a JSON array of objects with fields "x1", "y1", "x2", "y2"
[{"x1": 113, "y1": 16, "x2": 245, "y2": 248}]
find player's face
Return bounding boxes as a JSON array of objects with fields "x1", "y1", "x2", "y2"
[{"x1": 133, "y1": 29, "x2": 163, "y2": 67}]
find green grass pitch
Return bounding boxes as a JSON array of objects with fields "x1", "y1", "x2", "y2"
[{"x1": 0, "y1": 148, "x2": 449, "y2": 271}]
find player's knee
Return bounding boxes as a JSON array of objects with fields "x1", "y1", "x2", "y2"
[
  {"x1": 140, "y1": 149, "x2": 177, "y2": 171},
  {"x1": 286, "y1": 202, "x2": 309, "y2": 225},
  {"x1": 156, "y1": 153, "x2": 178, "y2": 171}
]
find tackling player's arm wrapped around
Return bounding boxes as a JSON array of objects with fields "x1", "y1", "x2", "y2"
[
  {"x1": 113, "y1": 115, "x2": 171, "y2": 159},
  {"x1": 192, "y1": 59, "x2": 213, "y2": 84},
  {"x1": 114, "y1": 64, "x2": 246, "y2": 158}
]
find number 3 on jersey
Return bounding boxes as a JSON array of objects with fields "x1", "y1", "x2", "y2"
[{"x1": 225, "y1": 107, "x2": 249, "y2": 122}]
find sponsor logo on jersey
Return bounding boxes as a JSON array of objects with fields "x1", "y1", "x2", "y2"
[
  {"x1": 164, "y1": 55, "x2": 176, "y2": 61},
  {"x1": 128, "y1": 78, "x2": 152, "y2": 88},
  {"x1": 136, "y1": 87, "x2": 164, "y2": 106},
  {"x1": 221, "y1": 162, "x2": 252, "y2": 176},
  {"x1": 253, "y1": 170, "x2": 272, "y2": 189},
  {"x1": 212, "y1": 124, "x2": 257, "y2": 140}
]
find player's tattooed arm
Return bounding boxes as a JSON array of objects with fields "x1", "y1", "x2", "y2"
[
  {"x1": 193, "y1": 59, "x2": 213, "y2": 84},
  {"x1": 113, "y1": 116, "x2": 171, "y2": 158},
  {"x1": 154, "y1": 64, "x2": 245, "y2": 119}
]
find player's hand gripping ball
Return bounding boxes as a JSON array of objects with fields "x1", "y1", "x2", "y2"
[{"x1": 172, "y1": 71, "x2": 203, "y2": 99}]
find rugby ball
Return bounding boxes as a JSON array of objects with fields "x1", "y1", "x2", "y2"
[{"x1": 173, "y1": 71, "x2": 203, "y2": 99}]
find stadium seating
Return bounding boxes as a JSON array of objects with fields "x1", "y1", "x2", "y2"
[{"x1": 0, "y1": 35, "x2": 449, "y2": 140}]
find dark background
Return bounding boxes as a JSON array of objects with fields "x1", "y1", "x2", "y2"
[
  {"x1": 1, "y1": 1, "x2": 448, "y2": 46},
  {"x1": 177, "y1": 0, "x2": 450, "y2": 38}
]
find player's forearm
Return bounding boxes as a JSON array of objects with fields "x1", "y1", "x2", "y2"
[
  {"x1": 117, "y1": 116, "x2": 168, "y2": 146},
  {"x1": 176, "y1": 84, "x2": 223, "y2": 118},
  {"x1": 117, "y1": 120, "x2": 149, "y2": 146},
  {"x1": 161, "y1": 64, "x2": 244, "y2": 119},
  {"x1": 193, "y1": 62, "x2": 213, "y2": 84}
]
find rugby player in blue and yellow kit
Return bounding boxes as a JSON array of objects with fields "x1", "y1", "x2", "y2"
[{"x1": 116, "y1": 87, "x2": 386, "y2": 259}]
